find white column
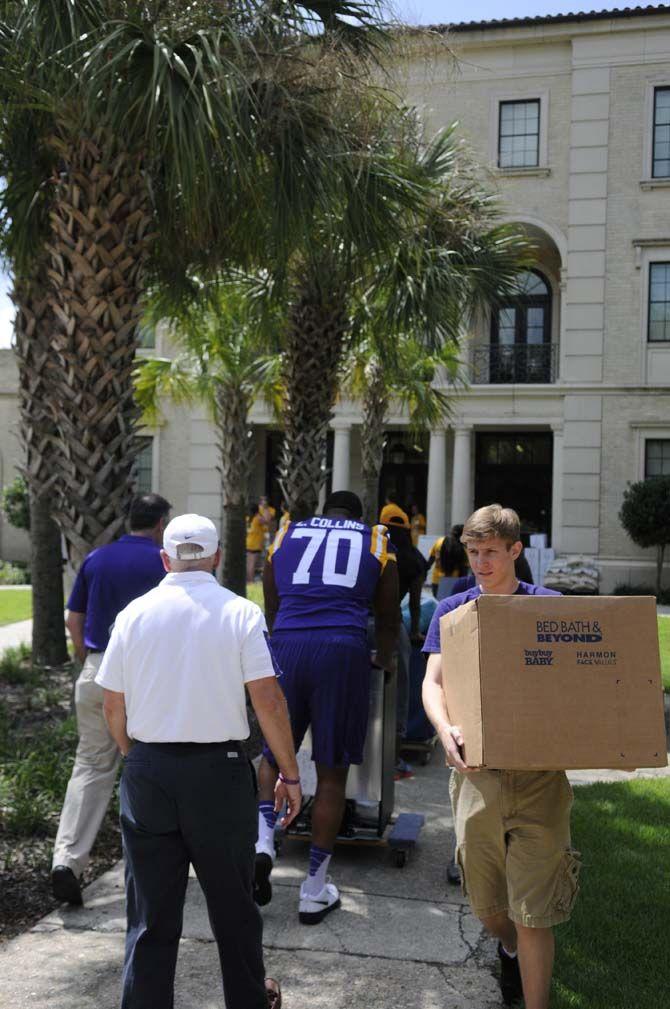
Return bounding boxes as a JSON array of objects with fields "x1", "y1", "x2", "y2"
[
  {"x1": 331, "y1": 423, "x2": 352, "y2": 491},
  {"x1": 450, "y1": 426, "x2": 473, "y2": 526},
  {"x1": 551, "y1": 423, "x2": 564, "y2": 553},
  {"x1": 426, "y1": 429, "x2": 447, "y2": 536}
]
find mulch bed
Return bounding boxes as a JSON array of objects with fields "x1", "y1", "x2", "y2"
[
  {"x1": 0, "y1": 662, "x2": 122, "y2": 943},
  {"x1": 0, "y1": 819, "x2": 122, "y2": 942},
  {"x1": 1, "y1": 663, "x2": 264, "y2": 944}
]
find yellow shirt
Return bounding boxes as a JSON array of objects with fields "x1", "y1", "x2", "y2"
[
  {"x1": 246, "y1": 514, "x2": 266, "y2": 551},
  {"x1": 410, "y1": 512, "x2": 426, "y2": 547},
  {"x1": 429, "y1": 536, "x2": 445, "y2": 584}
]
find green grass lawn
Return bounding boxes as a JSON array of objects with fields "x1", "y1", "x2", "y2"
[
  {"x1": 657, "y1": 616, "x2": 670, "y2": 691},
  {"x1": 553, "y1": 778, "x2": 670, "y2": 1009},
  {"x1": 0, "y1": 589, "x2": 32, "y2": 627},
  {"x1": 246, "y1": 581, "x2": 264, "y2": 609}
]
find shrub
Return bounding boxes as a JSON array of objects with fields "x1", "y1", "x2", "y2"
[
  {"x1": 0, "y1": 644, "x2": 34, "y2": 685},
  {"x1": 1, "y1": 476, "x2": 29, "y2": 531},
  {"x1": 619, "y1": 476, "x2": 670, "y2": 594},
  {"x1": 0, "y1": 561, "x2": 31, "y2": 585},
  {"x1": 0, "y1": 716, "x2": 78, "y2": 835}
]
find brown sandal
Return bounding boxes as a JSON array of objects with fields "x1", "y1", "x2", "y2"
[{"x1": 265, "y1": 977, "x2": 282, "y2": 1008}]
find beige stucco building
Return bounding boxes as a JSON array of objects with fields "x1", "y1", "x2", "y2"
[{"x1": 2, "y1": 5, "x2": 670, "y2": 591}]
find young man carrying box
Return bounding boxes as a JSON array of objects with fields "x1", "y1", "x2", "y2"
[{"x1": 422, "y1": 504, "x2": 580, "y2": 1009}]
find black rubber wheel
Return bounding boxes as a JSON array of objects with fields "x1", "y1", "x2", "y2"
[{"x1": 392, "y1": 848, "x2": 408, "y2": 868}]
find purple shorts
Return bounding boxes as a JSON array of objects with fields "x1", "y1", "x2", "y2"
[{"x1": 262, "y1": 628, "x2": 371, "y2": 769}]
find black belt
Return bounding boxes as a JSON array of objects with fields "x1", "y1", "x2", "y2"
[
  {"x1": 134, "y1": 741, "x2": 243, "y2": 755},
  {"x1": 87, "y1": 648, "x2": 104, "y2": 655}
]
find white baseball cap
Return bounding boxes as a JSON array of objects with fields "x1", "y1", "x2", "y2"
[{"x1": 163, "y1": 514, "x2": 219, "y2": 560}]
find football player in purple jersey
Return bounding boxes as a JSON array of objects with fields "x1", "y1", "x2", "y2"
[{"x1": 254, "y1": 491, "x2": 399, "y2": 924}]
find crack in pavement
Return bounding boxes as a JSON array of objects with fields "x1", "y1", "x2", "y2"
[
  {"x1": 435, "y1": 963, "x2": 501, "y2": 1008},
  {"x1": 260, "y1": 941, "x2": 474, "y2": 969},
  {"x1": 270, "y1": 879, "x2": 466, "y2": 908},
  {"x1": 455, "y1": 905, "x2": 475, "y2": 957}
]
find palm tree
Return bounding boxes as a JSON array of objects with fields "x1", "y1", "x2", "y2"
[
  {"x1": 13, "y1": 267, "x2": 69, "y2": 664},
  {"x1": 277, "y1": 122, "x2": 532, "y2": 520},
  {"x1": 346, "y1": 338, "x2": 461, "y2": 525},
  {"x1": 134, "y1": 283, "x2": 281, "y2": 597},
  {"x1": 276, "y1": 106, "x2": 445, "y2": 520},
  {"x1": 0, "y1": 0, "x2": 399, "y2": 564},
  {"x1": 0, "y1": 30, "x2": 68, "y2": 663}
]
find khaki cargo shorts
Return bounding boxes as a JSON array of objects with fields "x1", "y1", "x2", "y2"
[{"x1": 449, "y1": 769, "x2": 581, "y2": 928}]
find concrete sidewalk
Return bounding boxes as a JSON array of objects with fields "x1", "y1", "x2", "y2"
[
  {"x1": 3, "y1": 751, "x2": 669, "y2": 1009},
  {"x1": 3, "y1": 756, "x2": 501, "y2": 1009},
  {"x1": 0, "y1": 618, "x2": 32, "y2": 652}
]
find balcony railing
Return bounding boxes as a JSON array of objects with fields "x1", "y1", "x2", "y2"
[{"x1": 471, "y1": 343, "x2": 558, "y2": 385}]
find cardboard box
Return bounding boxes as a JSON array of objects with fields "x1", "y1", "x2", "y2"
[{"x1": 439, "y1": 595, "x2": 668, "y2": 770}]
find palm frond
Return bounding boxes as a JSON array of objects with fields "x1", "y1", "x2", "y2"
[{"x1": 133, "y1": 354, "x2": 206, "y2": 425}]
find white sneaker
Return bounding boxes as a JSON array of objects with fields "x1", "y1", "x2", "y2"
[{"x1": 298, "y1": 877, "x2": 341, "y2": 925}]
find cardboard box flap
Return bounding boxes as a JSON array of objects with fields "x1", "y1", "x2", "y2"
[{"x1": 439, "y1": 600, "x2": 483, "y2": 767}]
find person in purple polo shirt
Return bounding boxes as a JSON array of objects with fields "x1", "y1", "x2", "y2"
[
  {"x1": 51, "y1": 493, "x2": 171, "y2": 906},
  {"x1": 422, "y1": 504, "x2": 577, "y2": 1009}
]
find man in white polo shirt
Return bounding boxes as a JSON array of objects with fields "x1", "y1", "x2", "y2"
[{"x1": 96, "y1": 514, "x2": 300, "y2": 1009}]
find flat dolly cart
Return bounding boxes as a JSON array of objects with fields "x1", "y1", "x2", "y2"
[{"x1": 276, "y1": 665, "x2": 424, "y2": 868}]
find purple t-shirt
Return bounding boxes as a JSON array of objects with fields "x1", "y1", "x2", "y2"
[
  {"x1": 422, "y1": 581, "x2": 560, "y2": 654},
  {"x1": 67, "y1": 535, "x2": 165, "y2": 651}
]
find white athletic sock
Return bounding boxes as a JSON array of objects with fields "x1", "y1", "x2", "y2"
[
  {"x1": 302, "y1": 846, "x2": 332, "y2": 896},
  {"x1": 255, "y1": 803, "x2": 276, "y2": 858}
]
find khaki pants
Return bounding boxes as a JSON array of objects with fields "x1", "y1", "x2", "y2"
[{"x1": 52, "y1": 652, "x2": 121, "y2": 876}]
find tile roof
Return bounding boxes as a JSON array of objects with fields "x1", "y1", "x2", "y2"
[{"x1": 428, "y1": 5, "x2": 670, "y2": 33}]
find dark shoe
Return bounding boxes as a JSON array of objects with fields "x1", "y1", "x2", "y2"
[
  {"x1": 394, "y1": 758, "x2": 415, "y2": 781},
  {"x1": 265, "y1": 977, "x2": 281, "y2": 1008},
  {"x1": 497, "y1": 942, "x2": 523, "y2": 1006},
  {"x1": 254, "y1": 853, "x2": 273, "y2": 906},
  {"x1": 51, "y1": 865, "x2": 83, "y2": 905},
  {"x1": 446, "y1": 858, "x2": 461, "y2": 885}
]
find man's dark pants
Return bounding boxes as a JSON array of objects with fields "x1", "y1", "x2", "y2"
[{"x1": 120, "y1": 742, "x2": 267, "y2": 1009}]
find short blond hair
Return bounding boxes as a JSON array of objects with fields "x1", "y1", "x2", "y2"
[{"x1": 461, "y1": 504, "x2": 520, "y2": 546}]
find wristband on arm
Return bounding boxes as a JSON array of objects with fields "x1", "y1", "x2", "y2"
[{"x1": 278, "y1": 771, "x2": 300, "y2": 786}]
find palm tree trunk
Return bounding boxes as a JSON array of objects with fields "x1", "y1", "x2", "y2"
[
  {"x1": 45, "y1": 127, "x2": 152, "y2": 567},
  {"x1": 217, "y1": 383, "x2": 253, "y2": 596},
  {"x1": 29, "y1": 489, "x2": 68, "y2": 666},
  {"x1": 279, "y1": 272, "x2": 348, "y2": 520},
  {"x1": 360, "y1": 356, "x2": 389, "y2": 526},
  {"x1": 13, "y1": 271, "x2": 69, "y2": 666}
]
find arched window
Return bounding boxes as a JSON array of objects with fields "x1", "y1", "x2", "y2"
[{"x1": 490, "y1": 270, "x2": 553, "y2": 383}]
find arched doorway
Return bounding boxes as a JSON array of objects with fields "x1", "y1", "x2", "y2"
[{"x1": 490, "y1": 269, "x2": 553, "y2": 383}]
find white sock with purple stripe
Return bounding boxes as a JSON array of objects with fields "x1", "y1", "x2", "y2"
[
  {"x1": 303, "y1": 845, "x2": 332, "y2": 896},
  {"x1": 256, "y1": 801, "x2": 277, "y2": 858}
]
